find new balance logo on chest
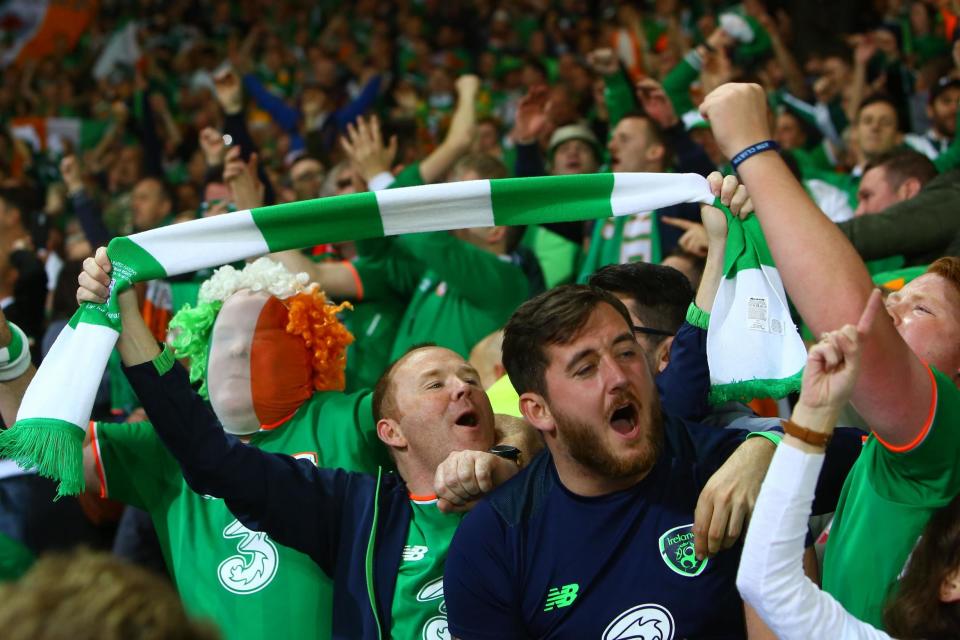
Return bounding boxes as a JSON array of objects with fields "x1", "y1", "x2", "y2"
[
  {"x1": 543, "y1": 583, "x2": 579, "y2": 611},
  {"x1": 402, "y1": 545, "x2": 429, "y2": 561}
]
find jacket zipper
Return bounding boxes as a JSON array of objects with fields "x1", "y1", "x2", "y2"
[{"x1": 364, "y1": 467, "x2": 383, "y2": 639}]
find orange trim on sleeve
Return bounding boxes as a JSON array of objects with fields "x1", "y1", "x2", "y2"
[
  {"x1": 89, "y1": 421, "x2": 108, "y2": 499},
  {"x1": 408, "y1": 492, "x2": 438, "y2": 502},
  {"x1": 259, "y1": 410, "x2": 298, "y2": 432},
  {"x1": 340, "y1": 260, "x2": 364, "y2": 301},
  {"x1": 873, "y1": 364, "x2": 938, "y2": 453}
]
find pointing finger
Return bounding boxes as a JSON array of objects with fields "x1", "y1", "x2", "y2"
[{"x1": 857, "y1": 289, "x2": 883, "y2": 335}]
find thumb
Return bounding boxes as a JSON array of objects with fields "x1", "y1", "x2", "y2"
[
  {"x1": 246, "y1": 151, "x2": 259, "y2": 176},
  {"x1": 857, "y1": 288, "x2": 883, "y2": 335}
]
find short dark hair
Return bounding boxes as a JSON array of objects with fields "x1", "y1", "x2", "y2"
[
  {"x1": 139, "y1": 176, "x2": 177, "y2": 210},
  {"x1": 476, "y1": 115, "x2": 503, "y2": 135},
  {"x1": 618, "y1": 110, "x2": 673, "y2": 169},
  {"x1": 857, "y1": 94, "x2": 900, "y2": 125},
  {"x1": 588, "y1": 262, "x2": 694, "y2": 335},
  {"x1": 371, "y1": 343, "x2": 438, "y2": 422},
  {"x1": 502, "y1": 285, "x2": 633, "y2": 398},
  {"x1": 864, "y1": 149, "x2": 937, "y2": 191}
]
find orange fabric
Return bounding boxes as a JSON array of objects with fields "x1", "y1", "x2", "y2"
[
  {"x1": 250, "y1": 297, "x2": 314, "y2": 427},
  {"x1": 141, "y1": 299, "x2": 171, "y2": 343},
  {"x1": 873, "y1": 364, "x2": 938, "y2": 453},
  {"x1": 409, "y1": 493, "x2": 438, "y2": 502},
  {"x1": 89, "y1": 421, "x2": 108, "y2": 500},
  {"x1": 17, "y1": 3, "x2": 96, "y2": 64},
  {"x1": 748, "y1": 397, "x2": 780, "y2": 418},
  {"x1": 881, "y1": 277, "x2": 906, "y2": 291},
  {"x1": 943, "y1": 9, "x2": 958, "y2": 41}
]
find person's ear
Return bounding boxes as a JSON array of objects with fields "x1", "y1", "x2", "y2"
[
  {"x1": 940, "y1": 567, "x2": 960, "y2": 603},
  {"x1": 897, "y1": 177, "x2": 922, "y2": 201},
  {"x1": 646, "y1": 142, "x2": 665, "y2": 164},
  {"x1": 487, "y1": 226, "x2": 507, "y2": 246},
  {"x1": 377, "y1": 418, "x2": 407, "y2": 450},
  {"x1": 655, "y1": 336, "x2": 674, "y2": 374},
  {"x1": 519, "y1": 392, "x2": 555, "y2": 435}
]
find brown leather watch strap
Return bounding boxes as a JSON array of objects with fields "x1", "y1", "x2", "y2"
[{"x1": 781, "y1": 419, "x2": 832, "y2": 448}]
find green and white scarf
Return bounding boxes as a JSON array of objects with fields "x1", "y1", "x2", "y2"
[
  {"x1": 0, "y1": 173, "x2": 794, "y2": 496},
  {"x1": 707, "y1": 211, "x2": 806, "y2": 404}
]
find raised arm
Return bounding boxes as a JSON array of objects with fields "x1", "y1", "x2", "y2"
[
  {"x1": 700, "y1": 83, "x2": 929, "y2": 446},
  {"x1": 737, "y1": 292, "x2": 889, "y2": 640},
  {"x1": 76, "y1": 248, "x2": 350, "y2": 571},
  {"x1": 419, "y1": 75, "x2": 479, "y2": 184}
]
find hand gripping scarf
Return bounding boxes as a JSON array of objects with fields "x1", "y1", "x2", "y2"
[{"x1": 0, "y1": 173, "x2": 802, "y2": 496}]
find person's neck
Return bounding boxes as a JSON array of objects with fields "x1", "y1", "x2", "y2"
[
  {"x1": 549, "y1": 447, "x2": 653, "y2": 497},
  {"x1": 394, "y1": 457, "x2": 436, "y2": 498}
]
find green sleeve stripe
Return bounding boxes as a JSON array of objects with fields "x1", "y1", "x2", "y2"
[
  {"x1": 4, "y1": 320, "x2": 23, "y2": 362},
  {"x1": 685, "y1": 303, "x2": 710, "y2": 330},
  {"x1": 152, "y1": 343, "x2": 175, "y2": 376},
  {"x1": 0, "y1": 321, "x2": 30, "y2": 381},
  {"x1": 747, "y1": 430, "x2": 783, "y2": 447}
]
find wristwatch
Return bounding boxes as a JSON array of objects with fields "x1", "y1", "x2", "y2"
[{"x1": 488, "y1": 444, "x2": 522, "y2": 467}]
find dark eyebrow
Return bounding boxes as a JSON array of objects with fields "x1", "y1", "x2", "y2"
[
  {"x1": 564, "y1": 332, "x2": 636, "y2": 373},
  {"x1": 613, "y1": 332, "x2": 637, "y2": 347},
  {"x1": 565, "y1": 348, "x2": 597, "y2": 374}
]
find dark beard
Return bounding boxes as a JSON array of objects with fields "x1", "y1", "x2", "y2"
[{"x1": 556, "y1": 400, "x2": 664, "y2": 480}]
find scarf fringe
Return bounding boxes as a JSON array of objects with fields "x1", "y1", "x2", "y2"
[
  {"x1": 708, "y1": 369, "x2": 804, "y2": 406},
  {"x1": 0, "y1": 419, "x2": 86, "y2": 498}
]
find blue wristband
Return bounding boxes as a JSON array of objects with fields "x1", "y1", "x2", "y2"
[{"x1": 731, "y1": 139, "x2": 779, "y2": 172}]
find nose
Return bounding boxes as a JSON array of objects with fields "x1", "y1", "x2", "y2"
[
  {"x1": 600, "y1": 355, "x2": 629, "y2": 392},
  {"x1": 449, "y1": 375, "x2": 469, "y2": 400},
  {"x1": 885, "y1": 301, "x2": 902, "y2": 327}
]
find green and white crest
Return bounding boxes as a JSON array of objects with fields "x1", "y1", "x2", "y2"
[{"x1": 658, "y1": 523, "x2": 707, "y2": 577}]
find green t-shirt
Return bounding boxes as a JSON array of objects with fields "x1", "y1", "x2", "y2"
[
  {"x1": 386, "y1": 232, "x2": 529, "y2": 360},
  {"x1": 92, "y1": 390, "x2": 390, "y2": 640},
  {"x1": 822, "y1": 366, "x2": 960, "y2": 629},
  {"x1": 577, "y1": 213, "x2": 660, "y2": 283},
  {"x1": 342, "y1": 297, "x2": 406, "y2": 392},
  {"x1": 521, "y1": 225, "x2": 581, "y2": 288},
  {"x1": 390, "y1": 499, "x2": 463, "y2": 639}
]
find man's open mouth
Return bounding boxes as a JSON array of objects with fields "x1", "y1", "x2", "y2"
[
  {"x1": 609, "y1": 402, "x2": 639, "y2": 436},
  {"x1": 455, "y1": 410, "x2": 479, "y2": 427}
]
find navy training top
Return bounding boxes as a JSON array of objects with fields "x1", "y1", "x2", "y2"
[{"x1": 445, "y1": 417, "x2": 749, "y2": 640}]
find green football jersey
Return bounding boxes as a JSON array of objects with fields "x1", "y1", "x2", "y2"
[
  {"x1": 822, "y1": 366, "x2": 960, "y2": 629},
  {"x1": 91, "y1": 390, "x2": 391, "y2": 640},
  {"x1": 385, "y1": 232, "x2": 528, "y2": 360},
  {"x1": 390, "y1": 499, "x2": 463, "y2": 640}
]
